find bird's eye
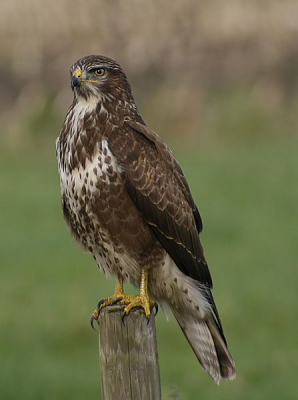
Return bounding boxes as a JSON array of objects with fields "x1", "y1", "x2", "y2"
[{"x1": 94, "y1": 68, "x2": 105, "y2": 77}]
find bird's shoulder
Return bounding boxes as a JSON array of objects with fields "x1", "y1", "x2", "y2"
[{"x1": 109, "y1": 121, "x2": 196, "y2": 202}]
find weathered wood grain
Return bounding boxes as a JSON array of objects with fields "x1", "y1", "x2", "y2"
[{"x1": 98, "y1": 305, "x2": 161, "y2": 400}]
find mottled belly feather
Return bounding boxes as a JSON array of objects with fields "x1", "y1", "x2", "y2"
[{"x1": 59, "y1": 138, "x2": 154, "y2": 286}]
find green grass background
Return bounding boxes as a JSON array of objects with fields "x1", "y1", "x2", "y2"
[{"x1": 1, "y1": 107, "x2": 297, "y2": 398}]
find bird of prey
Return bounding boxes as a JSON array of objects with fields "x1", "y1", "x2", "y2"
[{"x1": 56, "y1": 55, "x2": 235, "y2": 383}]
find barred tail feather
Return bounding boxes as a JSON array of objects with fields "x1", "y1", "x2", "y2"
[
  {"x1": 172, "y1": 309, "x2": 236, "y2": 384},
  {"x1": 205, "y1": 317, "x2": 236, "y2": 381}
]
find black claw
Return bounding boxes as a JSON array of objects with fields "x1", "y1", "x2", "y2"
[
  {"x1": 96, "y1": 299, "x2": 105, "y2": 309},
  {"x1": 111, "y1": 297, "x2": 123, "y2": 305},
  {"x1": 121, "y1": 312, "x2": 127, "y2": 325},
  {"x1": 147, "y1": 316, "x2": 151, "y2": 325},
  {"x1": 90, "y1": 314, "x2": 98, "y2": 330},
  {"x1": 153, "y1": 302, "x2": 159, "y2": 316}
]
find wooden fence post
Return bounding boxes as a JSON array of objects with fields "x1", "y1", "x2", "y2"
[{"x1": 97, "y1": 305, "x2": 161, "y2": 400}]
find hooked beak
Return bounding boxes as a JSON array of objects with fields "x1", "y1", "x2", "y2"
[{"x1": 71, "y1": 68, "x2": 82, "y2": 89}]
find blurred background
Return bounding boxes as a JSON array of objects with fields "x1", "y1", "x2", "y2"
[{"x1": 1, "y1": 0, "x2": 297, "y2": 399}]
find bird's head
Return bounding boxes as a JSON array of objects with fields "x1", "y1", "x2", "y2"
[{"x1": 70, "y1": 55, "x2": 134, "y2": 104}]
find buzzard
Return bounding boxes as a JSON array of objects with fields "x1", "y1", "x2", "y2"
[{"x1": 56, "y1": 55, "x2": 235, "y2": 383}]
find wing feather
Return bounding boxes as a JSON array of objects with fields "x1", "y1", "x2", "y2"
[
  {"x1": 108, "y1": 120, "x2": 226, "y2": 339},
  {"x1": 108, "y1": 120, "x2": 210, "y2": 284}
]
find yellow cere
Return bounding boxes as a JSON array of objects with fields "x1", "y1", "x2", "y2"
[{"x1": 73, "y1": 68, "x2": 82, "y2": 78}]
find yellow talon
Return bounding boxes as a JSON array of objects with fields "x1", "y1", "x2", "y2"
[
  {"x1": 123, "y1": 294, "x2": 155, "y2": 318},
  {"x1": 95, "y1": 278, "x2": 125, "y2": 310},
  {"x1": 90, "y1": 279, "x2": 125, "y2": 327},
  {"x1": 92, "y1": 309, "x2": 99, "y2": 320},
  {"x1": 91, "y1": 270, "x2": 157, "y2": 326},
  {"x1": 122, "y1": 269, "x2": 155, "y2": 317}
]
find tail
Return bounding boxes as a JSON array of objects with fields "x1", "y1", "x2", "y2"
[{"x1": 172, "y1": 309, "x2": 236, "y2": 384}]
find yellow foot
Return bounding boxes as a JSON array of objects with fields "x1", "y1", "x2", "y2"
[
  {"x1": 90, "y1": 292, "x2": 125, "y2": 328},
  {"x1": 90, "y1": 293, "x2": 158, "y2": 328},
  {"x1": 120, "y1": 294, "x2": 157, "y2": 318},
  {"x1": 90, "y1": 272, "x2": 158, "y2": 328}
]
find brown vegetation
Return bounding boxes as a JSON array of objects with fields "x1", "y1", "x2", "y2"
[{"x1": 1, "y1": 0, "x2": 297, "y2": 147}]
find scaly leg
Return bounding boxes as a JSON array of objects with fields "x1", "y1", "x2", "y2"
[
  {"x1": 91, "y1": 270, "x2": 157, "y2": 327},
  {"x1": 122, "y1": 269, "x2": 156, "y2": 318}
]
